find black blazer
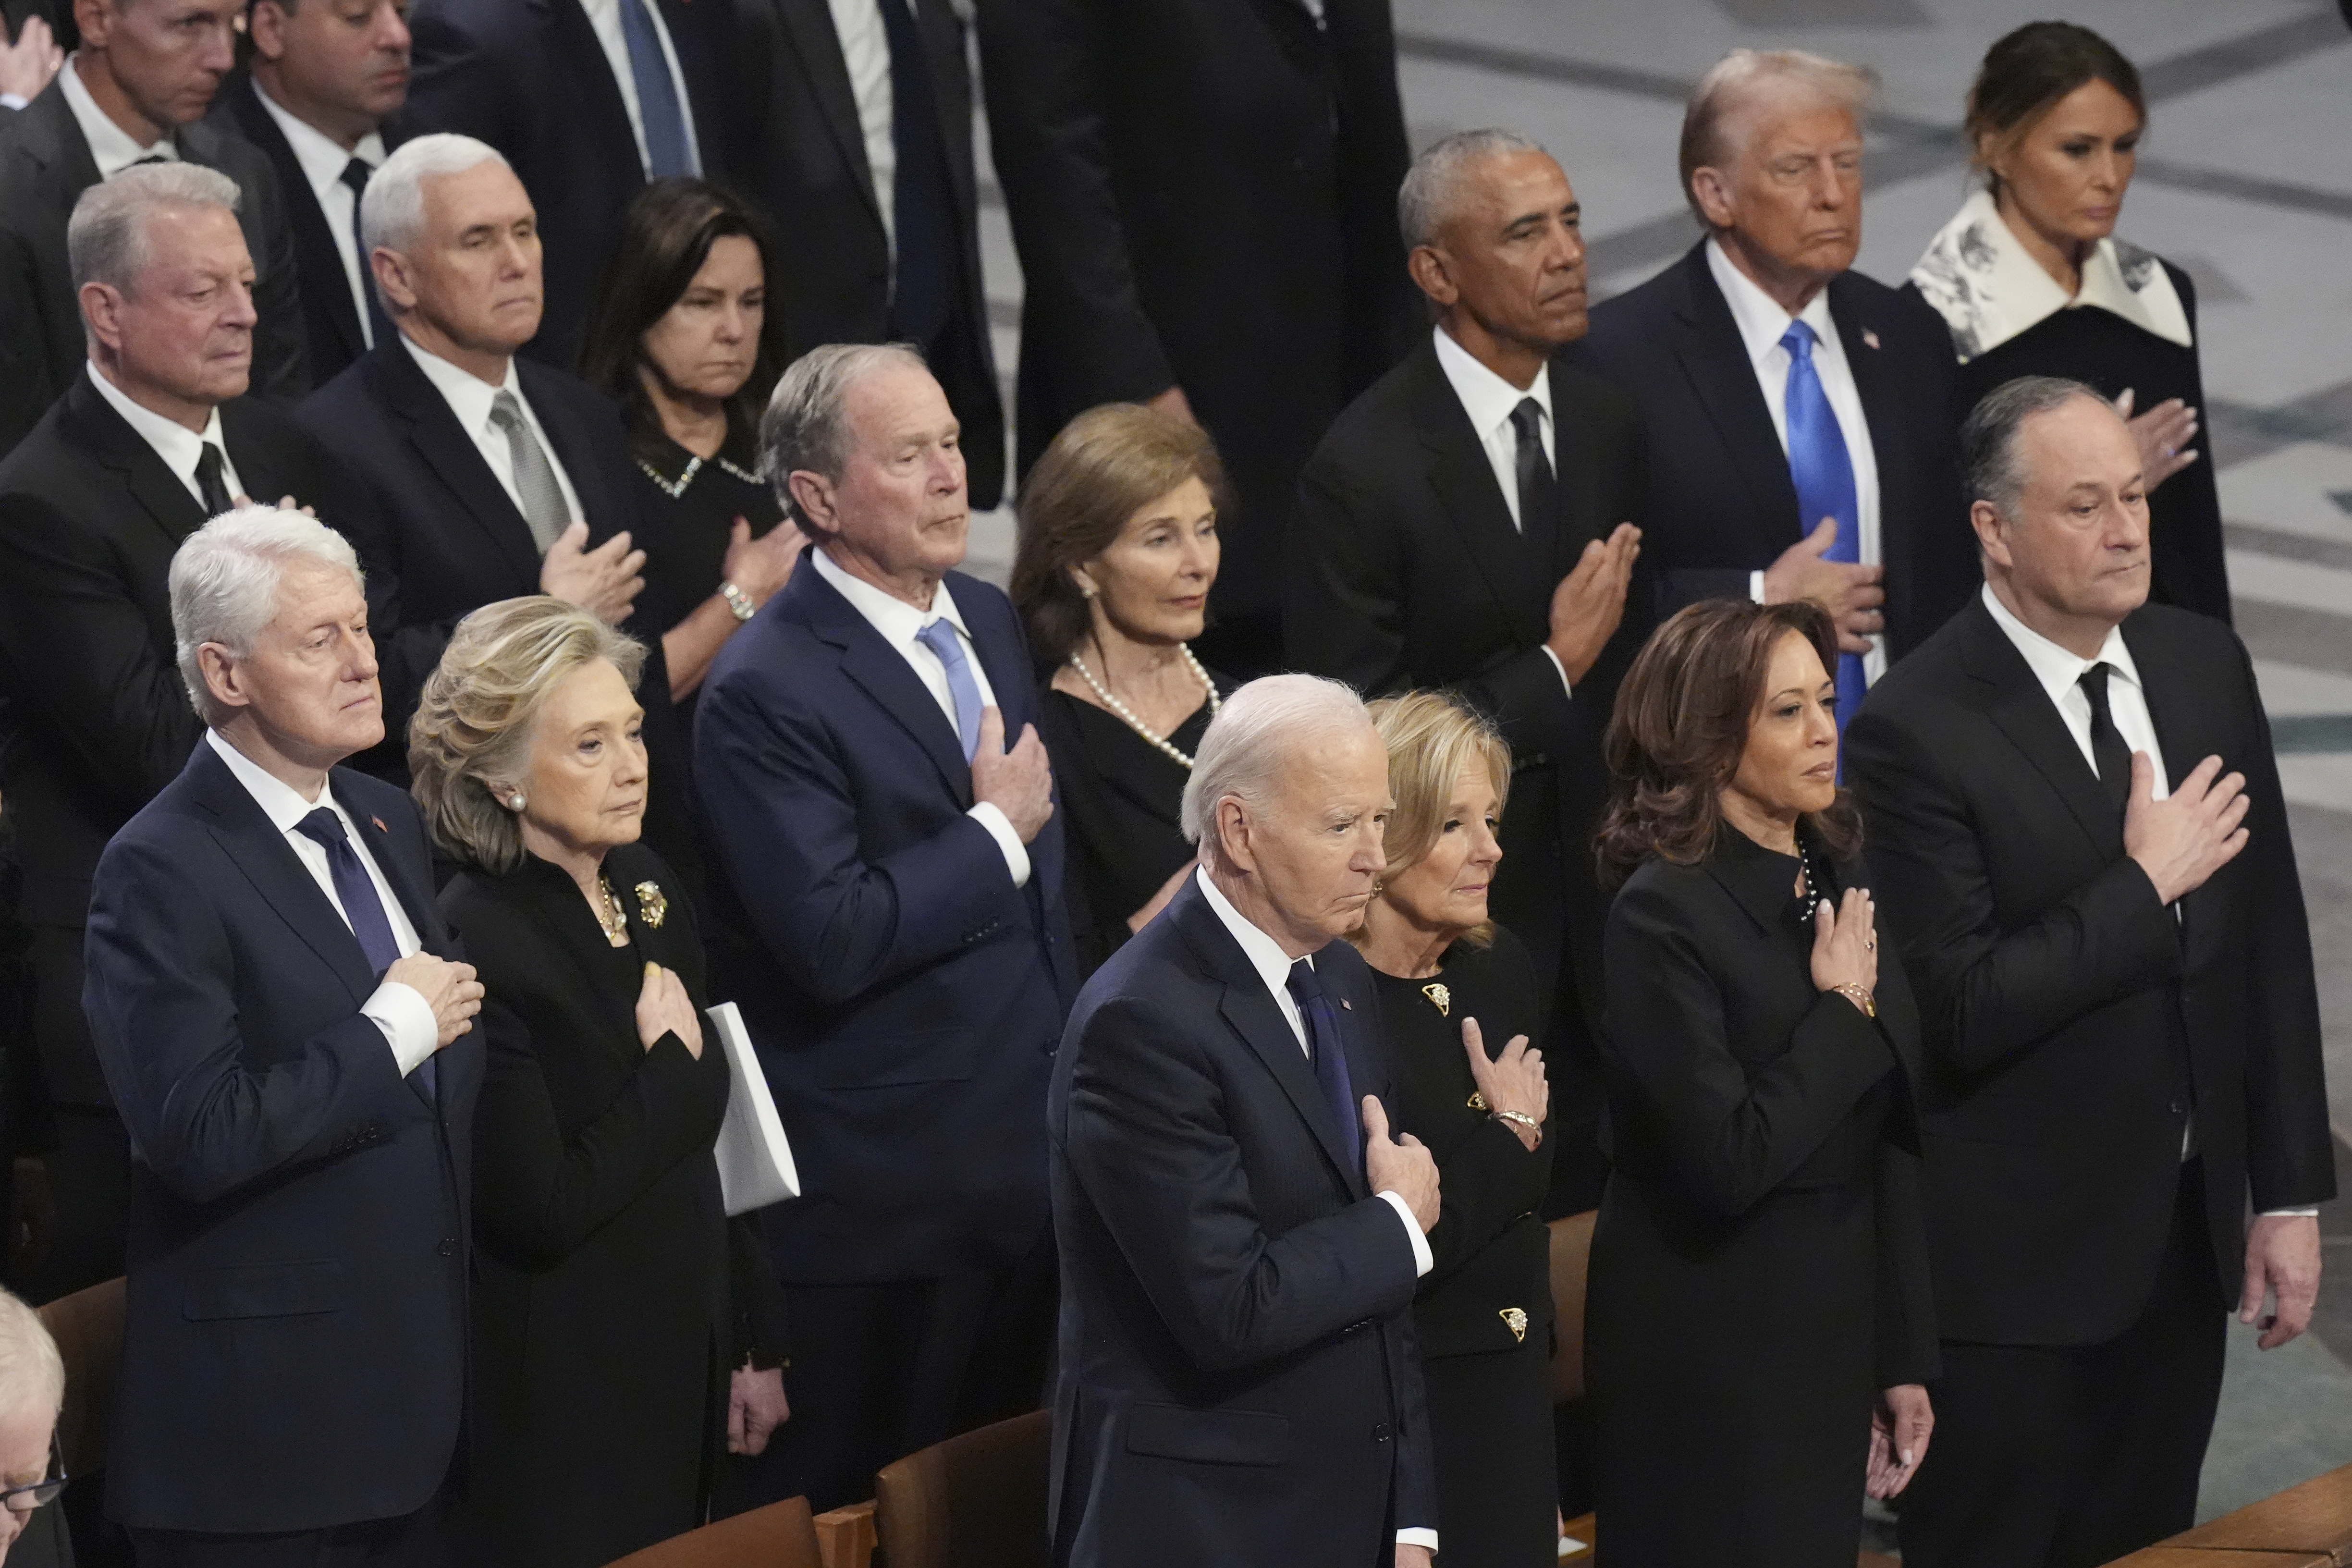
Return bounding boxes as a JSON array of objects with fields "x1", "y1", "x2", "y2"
[
  {"x1": 976, "y1": 0, "x2": 1418, "y2": 629},
  {"x1": 1846, "y1": 595, "x2": 2335, "y2": 1347},
  {"x1": 730, "y1": 0, "x2": 1004, "y2": 507},
  {"x1": 208, "y1": 81, "x2": 398, "y2": 387},
  {"x1": 1573, "y1": 243, "x2": 1976, "y2": 658},
  {"x1": 1048, "y1": 876, "x2": 1435, "y2": 1564},
  {"x1": 0, "y1": 79, "x2": 310, "y2": 456},
  {"x1": 1286, "y1": 337, "x2": 1645, "y2": 1158},
  {"x1": 83, "y1": 743, "x2": 479, "y2": 1532},
  {"x1": 399, "y1": 0, "x2": 737, "y2": 370},
  {"x1": 444, "y1": 842, "x2": 787, "y2": 1568}
]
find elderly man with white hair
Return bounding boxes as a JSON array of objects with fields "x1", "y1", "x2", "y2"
[
  {"x1": 0, "y1": 162, "x2": 348, "y2": 1309},
  {"x1": 1575, "y1": 47, "x2": 1977, "y2": 714},
  {"x1": 1046, "y1": 673, "x2": 1443, "y2": 1568},
  {"x1": 0, "y1": 1288, "x2": 70, "y2": 1565},
  {"x1": 83, "y1": 505, "x2": 482, "y2": 1565}
]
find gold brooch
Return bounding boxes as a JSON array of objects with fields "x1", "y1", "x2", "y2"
[
  {"x1": 1499, "y1": 1307, "x2": 1528, "y2": 1343},
  {"x1": 1467, "y1": 1091, "x2": 1487, "y2": 1111},
  {"x1": 633, "y1": 881, "x2": 668, "y2": 929},
  {"x1": 1421, "y1": 982, "x2": 1450, "y2": 1017}
]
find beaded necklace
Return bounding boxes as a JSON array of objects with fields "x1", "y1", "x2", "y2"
[
  {"x1": 1067, "y1": 645, "x2": 1221, "y2": 768},
  {"x1": 635, "y1": 452, "x2": 764, "y2": 500}
]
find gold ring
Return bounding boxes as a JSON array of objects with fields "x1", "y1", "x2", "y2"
[{"x1": 1865, "y1": 937, "x2": 1876, "y2": 951}]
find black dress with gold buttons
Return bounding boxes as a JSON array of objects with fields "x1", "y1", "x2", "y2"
[{"x1": 1366, "y1": 924, "x2": 1557, "y2": 1567}]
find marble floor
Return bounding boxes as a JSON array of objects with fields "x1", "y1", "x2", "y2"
[{"x1": 957, "y1": 0, "x2": 2352, "y2": 1528}]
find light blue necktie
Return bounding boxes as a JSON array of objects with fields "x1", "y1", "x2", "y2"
[
  {"x1": 915, "y1": 618, "x2": 984, "y2": 762},
  {"x1": 618, "y1": 0, "x2": 696, "y2": 178},
  {"x1": 1781, "y1": 320, "x2": 1867, "y2": 733}
]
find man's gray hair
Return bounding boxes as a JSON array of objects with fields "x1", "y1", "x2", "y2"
[
  {"x1": 1180, "y1": 674, "x2": 1373, "y2": 868},
  {"x1": 68, "y1": 162, "x2": 242, "y2": 296},
  {"x1": 360, "y1": 133, "x2": 513, "y2": 266},
  {"x1": 1678, "y1": 49, "x2": 1877, "y2": 224},
  {"x1": 1397, "y1": 128, "x2": 1547, "y2": 252},
  {"x1": 758, "y1": 342, "x2": 931, "y2": 529},
  {"x1": 1961, "y1": 374, "x2": 2110, "y2": 516},
  {"x1": 171, "y1": 505, "x2": 365, "y2": 728},
  {"x1": 0, "y1": 1288, "x2": 62, "y2": 1428}
]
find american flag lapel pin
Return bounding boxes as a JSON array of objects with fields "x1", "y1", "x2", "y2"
[
  {"x1": 1862, "y1": 329, "x2": 1882, "y2": 351},
  {"x1": 371, "y1": 815, "x2": 388, "y2": 833},
  {"x1": 1341, "y1": 1000, "x2": 1352, "y2": 1010}
]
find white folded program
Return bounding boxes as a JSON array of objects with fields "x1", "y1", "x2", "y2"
[{"x1": 708, "y1": 1002, "x2": 801, "y2": 1216}]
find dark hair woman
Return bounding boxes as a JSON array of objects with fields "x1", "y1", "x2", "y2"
[
  {"x1": 581, "y1": 178, "x2": 806, "y2": 709},
  {"x1": 1906, "y1": 22, "x2": 2228, "y2": 622},
  {"x1": 1587, "y1": 598, "x2": 1936, "y2": 1567},
  {"x1": 1008, "y1": 403, "x2": 1234, "y2": 974}
]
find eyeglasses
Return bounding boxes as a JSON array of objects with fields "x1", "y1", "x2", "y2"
[{"x1": 0, "y1": 1436, "x2": 66, "y2": 1514}]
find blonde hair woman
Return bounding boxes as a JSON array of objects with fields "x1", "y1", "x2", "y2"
[
  {"x1": 1352, "y1": 690, "x2": 1556, "y2": 1566},
  {"x1": 411, "y1": 598, "x2": 789, "y2": 1567}
]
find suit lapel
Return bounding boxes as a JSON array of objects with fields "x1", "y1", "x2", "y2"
[
  {"x1": 794, "y1": 568, "x2": 972, "y2": 801},
  {"x1": 1958, "y1": 599, "x2": 2120, "y2": 857},
  {"x1": 1829, "y1": 278, "x2": 1912, "y2": 625},
  {"x1": 377, "y1": 344, "x2": 546, "y2": 585},
  {"x1": 775, "y1": 0, "x2": 883, "y2": 228},
  {"x1": 540, "y1": 0, "x2": 647, "y2": 184},
  {"x1": 226, "y1": 88, "x2": 366, "y2": 366},
  {"x1": 1407, "y1": 345, "x2": 1547, "y2": 649},
  {"x1": 518, "y1": 363, "x2": 604, "y2": 532},
  {"x1": 188, "y1": 747, "x2": 380, "y2": 1004},
  {"x1": 62, "y1": 374, "x2": 208, "y2": 552},
  {"x1": 1667, "y1": 245, "x2": 1801, "y2": 546}
]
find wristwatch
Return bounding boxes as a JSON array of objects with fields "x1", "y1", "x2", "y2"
[{"x1": 720, "y1": 581, "x2": 756, "y2": 622}]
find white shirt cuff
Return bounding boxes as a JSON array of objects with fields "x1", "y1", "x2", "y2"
[
  {"x1": 1376, "y1": 1189, "x2": 1433, "y2": 1278},
  {"x1": 1749, "y1": 569, "x2": 1767, "y2": 603},
  {"x1": 968, "y1": 801, "x2": 1031, "y2": 888},
  {"x1": 0, "y1": 93, "x2": 27, "y2": 112},
  {"x1": 2260, "y1": 1208, "x2": 2321, "y2": 1218},
  {"x1": 364, "y1": 979, "x2": 441, "y2": 1077},
  {"x1": 1396, "y1": 1528, "x2": 1439, "y2": 1551},
  {"x1": 1541, "y1": 643, "x2": 1572, "y2": 700}
]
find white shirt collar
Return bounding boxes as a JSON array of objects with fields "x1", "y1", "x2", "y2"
[
  {"x1": 250, "y1": 78, "x2": 385, "y2": 196},
  {"x1": 1193, "y1": 865, "x2": 1309, "y2": 997},
  {"x1": 84, "y1": 361, "x2": 229, "y2": 481},
  {"x1": 1910, "y1": 187, "x2": 2193, "y2": 363},
  {"x1": 205, "y1": 728, "x2": 338, "y2": 825},
  {"x1": 808, "y1": 539, "x2": 973, "y2": 644},
  {"x1": 1431, "y1": 322, "x2": 1551, "y2": 442},
  {"x1": 58, "y1": 54, "x2": 176, "y2": 177},
  {"x1": 1979, "y1": 581, "x2": 2143, "y2": 712},
  {"x1": 1706, "y1": 235, "x2": 1840, "y2": 373},
  {"x1": 400, "y1": 331, "x2": 518, "y2": 433}
]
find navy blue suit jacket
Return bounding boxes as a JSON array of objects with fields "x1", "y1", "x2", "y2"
[
  {"x1": 693, "y1": 559, "x2": 1078, "y2": 1281},
  {"x1": 1047, "y1": 877, "x2": 1434, "y2": 1566},
  {"x1": 82, "y1": 741, "x2": 479, "y2": 1532}
]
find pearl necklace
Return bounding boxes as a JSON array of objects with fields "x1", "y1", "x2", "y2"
[
  {"x1": 636, "y1": 452, "x2": 764, "y2": 500},
  {"x1": 1796, "y1": 840, "x2": 1822, "y2": 907},
  {"x1": 1067, "y1": 645, "x2": 1221, "y2": 769}
]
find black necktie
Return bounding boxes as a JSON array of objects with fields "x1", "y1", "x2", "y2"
[
  {"x1": 875, "y1": 0, "x2": 957, "y2": 348},
  {"x1": 295, "y1": 808, "x2": 435, "y2": 1095},
  {"x1": 1508, "y1": 396, "x2": 1561, "y2": 562},
  {"x1": 194, "y1": 442, "x2": 234, "y2": 517},
  {"x1": 340, "y1": 157, "x2": 392, "y2": 350},
  {"x1": 1286, "y1": 959, "x2": 1362, "y2": 1183},
  {"x1": 2079, "y1": 662, "x2": 2133, "y2": 820}
]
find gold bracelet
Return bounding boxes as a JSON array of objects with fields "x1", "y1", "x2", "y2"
[
  {"x1": 1826, "y1": 982, "x2": 1876, "y2": 1019},
  {"x1": 1491, "y1": 1109, "x2": 1543, "y2": 1145}
]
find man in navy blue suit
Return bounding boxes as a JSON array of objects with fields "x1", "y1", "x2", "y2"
[
  {"x1": 82, "y1": 505, "x2": 483, "y2": 1565},
  {"x1": 695, "y1": 342, "x2": 1078, "y2": 1513},
  {"x1": 1049, "y1": 674, "x2": 1441, "y2": 1568}
]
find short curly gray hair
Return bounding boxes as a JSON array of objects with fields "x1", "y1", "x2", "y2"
[
  {"x1": 757, "y1": 341, "x2": 931, "y2": 530},
  {"x1": 407, "y1": 597, "x2": 646, "y2": 873}
]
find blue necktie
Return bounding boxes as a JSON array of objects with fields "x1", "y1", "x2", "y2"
[
  {"x1": 296, "y1": 808, "x2": 433, "y2": 1095},
  {"x1": 1286, "y1": 959, "x2": 1362, "y2": 1184},
  {"x1": 618, "y1": 0, "x2": 696, "y2": 179},
  {"x1": 915, "y1": 617, "x2": 984, "y2": 762},
  {"x1": 1781, "y1": 321, "x2": 1867, "y2": 733}
]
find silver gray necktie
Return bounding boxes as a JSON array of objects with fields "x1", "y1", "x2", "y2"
[{"x1": 489, "y1": 389, "x2": 569, "y2": 551}]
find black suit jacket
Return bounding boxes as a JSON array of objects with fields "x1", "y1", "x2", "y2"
[
  {"x1": 1573, "y1": 242, "x2": 1976, "y2": 657},
  {"x1": 728, "y1": 0, "x2": 1004, "y2": 507},
  {"x1": 1847, "y1": 595, "x2": 2335, "y2": 1347},
  {"x1": 208, "y1": 81, "x2": 397, "y2": 387},
  {"x1": 977, "y1": 0, "x2": 1417, "y2": 630},
  {"x1": 400, "y1": 0, "x2": 736, "y2": 370},
  {"x1": 1286, "y1": 336, "x2": 1644, "y2": 1155},
  {"x1": 0, "y1": 78, "x2": 310, "y2": 456},
  {"x1": 1047, "y1": 877, "x2": 1434, "y2": 1564},
  {"x1": 84, "y1": 743, "x2": 479, "y2": 1531}
]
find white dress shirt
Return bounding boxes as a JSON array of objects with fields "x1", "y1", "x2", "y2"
[
  {"x1": 1707, "y1": 238, "x2": 1887, "y2": 686},
  {"x1": 1192, "y1": 866, "x2": 1438, "y2": 1553},
  {"x1": 59, "y1": 55, "x2": 175, "y2": 176},
  {"x1": 398, "y1": 334, "x2": 586, "y2": 530},
  {"x1": 86, "y1": 361, "x2": 246, "y2": 507},
  {"x1": 576, "y1": 0, "x2": 702, "y2": 179},
  {"x1": 204, "y1": 731, "x2": 441, "y2": 1075},
  {"x1": 826, "y1": 0, "x2": 898, "y2": 262},
  {"x1": 808, "y1": 546, "x2": 1030, "y2": 887},
  {"x1": 251, "y1": 80, "x2": 384, "y2": 349},
  {"x1": 1429, "y1": 324, "x2": 1577, "y2": 701}
]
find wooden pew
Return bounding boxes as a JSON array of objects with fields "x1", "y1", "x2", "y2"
[{"x1": 2168, "y1": 1464, "x2": 2352, "y2": 1564}]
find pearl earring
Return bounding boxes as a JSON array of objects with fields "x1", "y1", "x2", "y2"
[
  {"x1": 509, "y1": 793, "x2": 526, "y2": 811},
  {"x1": 1078, "y1": 582, "x2": 1096, "y2": 600}
]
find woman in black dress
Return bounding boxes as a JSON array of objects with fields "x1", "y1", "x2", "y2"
[
  {"x1": 580, "y1": 179, "x2": 806, "y2": 711},
  {"x1": 1588, "y1": 600, "x2": 1936, "y2": 1567},
  {"x1": 410, "y1": 599, "x2": 790, "y2": 1568},
  {"x1": 1908, "y1": 23, "x2": 2228, "y2": 621},
  {"x1": 1008, "y1": 403, "x2": 1233, "y2": 975},
  {"x1": 1353, "y1": 690, "x2": 1556, "y2": 1568}
]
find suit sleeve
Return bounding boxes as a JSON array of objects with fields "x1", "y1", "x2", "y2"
[
  {"x1": 83, "y1": 835, "x2": 407, "y2": 1206},
  {"x1": 972, "y1": 0, "x2": 1176, "y2": 406},
  {"x1": 1603, "y1": 880, "x2": 1895, "y2": 1217},
  {"x1": 1064, "y1": 993, "x2": 1420, "y2": 1373},
  {"x1": 0, "y1": 222, "x2": 53, "y2": 455},
  {"x1": 1845, "y1": 708, "x2": 2185, "y2": 1078},
  {"x1": 1422, "y1": 1119, "x2": 1549, "y2": 1292},
  {"x1": 0, "y1": 490, "x2": 207, "y2": 819},
  {"x1": 1390, "y1": 1306, "x2": 1438, "y2": 1537},
  {"x1": 400, "y1": 5, "x2": 519, "y2": 152},
  {"x1": 1872, "y1": 1139, "x2": 1939, "y2": 1387}
]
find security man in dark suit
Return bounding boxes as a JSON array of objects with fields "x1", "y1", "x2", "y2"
[
  {"x1": 1288, "y1": 129, "x2": 1641, "y2": 1216},
  {"x1": 85, "y1": 504, "x2": 483, "y2": 1566},
  {"x1": 1848, "y1": 378, "x2": 2333, "y2": 1568},
  {"x1": 0, "y1": 0, "x2": 308, "y2": 455}
]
